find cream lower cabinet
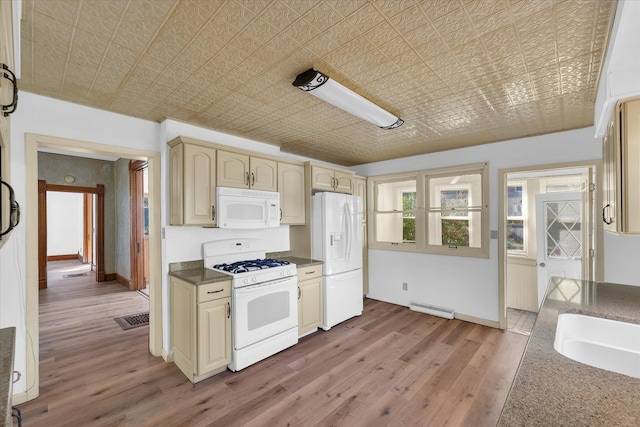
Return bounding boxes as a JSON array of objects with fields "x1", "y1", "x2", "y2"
[
  {"x1": 354, "y1": 176, "x2": 368, "y2": 294},
  {"x1": 297, "y1": 265, "x2": 322, "y2": 336},
  {"x1": 171, "y1": 277, "x2": 231, "y2": 383}
]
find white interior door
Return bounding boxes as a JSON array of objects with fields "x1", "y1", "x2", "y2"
[{"x1": 536, "y1": 192, "x2": 582, "y2": 308}]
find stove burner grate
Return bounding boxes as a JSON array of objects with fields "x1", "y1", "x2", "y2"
[{"x1": 214, "y1": 258, "x2": 290, "y2": 274}]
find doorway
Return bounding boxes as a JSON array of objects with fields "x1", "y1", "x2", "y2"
[
  {"x1": 499, "y1": 162, "x2": 598, "y2": 332},
  {"x1": 37, "y1": 181, "x2": 105, "y2": 289},
  {"x1": 23, "y1": 133, "x2": 162, "y2": 402}
]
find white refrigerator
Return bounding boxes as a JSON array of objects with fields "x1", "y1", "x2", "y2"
[{"x1": 312, "y1": 192, "x2": 363, "y2": 330}]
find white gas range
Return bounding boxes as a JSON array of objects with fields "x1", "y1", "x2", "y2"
[{"x1": 203, "y1": 239, "x2": 298, "y2": 371}]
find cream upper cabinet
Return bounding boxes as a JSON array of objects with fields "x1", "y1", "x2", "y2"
[
  {"x1": 218, "y1": 150, "x2": 278, "y2": 192},
  {"x1": 171, "y1": 278, "x2": 231, "y2": 383},
  {"x1": 311, "y1": 165, "x2": 354, "y2": 194},
  {"x1": 0, "y1": 0, "x2": 14, "y2": 249},
  {"x1": 217, "y1": 150, "x2": 249, "y2": 188},
  {"x1": 278, "y1": 162, "x2": 305, "y2": 225},
  {"x1": 603, "y1": 97, "x2": 640, "y2": 234},
  {"x1": 0, "y1": 0, "x2": 15, "y2": 143},
  {"x1": 353, "y1": 176, "x2": 367, "y2": 222},
  {"x1": 297, "y1": 265, "x2": 322, "y2": 336},
  {"x1": 169, "y1": 139, "x2": 216, "y2": 226}
]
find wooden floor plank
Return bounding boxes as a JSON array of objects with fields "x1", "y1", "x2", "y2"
[{"x1": 17, "y1": 259, "x2": 528, "y2": 426}]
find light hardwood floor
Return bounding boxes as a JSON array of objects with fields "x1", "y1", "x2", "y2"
[{"x1": 18, "y1": 260, "x2": 528, "y2": 426}]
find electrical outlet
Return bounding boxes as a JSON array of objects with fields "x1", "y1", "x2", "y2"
[{"x1": 402, "y1": 282, "x2": 408, "y2": 291}]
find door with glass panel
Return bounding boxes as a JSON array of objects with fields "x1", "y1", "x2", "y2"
[{"x1": 535, "y1": 192, "x2": 582, "y2": 308}]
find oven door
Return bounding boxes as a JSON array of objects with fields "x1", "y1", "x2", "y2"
[{"x1": 233, "y1": 276, "x2": 297, "y2": 350}]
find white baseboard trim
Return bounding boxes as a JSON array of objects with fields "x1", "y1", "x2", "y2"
[{"x1": 162, "y1": 348, "x2": 174, "y2": 363}]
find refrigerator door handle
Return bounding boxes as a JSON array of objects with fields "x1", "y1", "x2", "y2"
[{"x1": 344, "y1": 202, "x2": 352, "y2": 263}]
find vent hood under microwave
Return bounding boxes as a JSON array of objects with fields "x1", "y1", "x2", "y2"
[{"x1": 216, "y1": 187, "x2": 280, "y2": 229}]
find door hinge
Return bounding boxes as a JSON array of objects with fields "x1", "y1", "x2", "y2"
[
  {"x1": 589, "y1": 183, "x2": 596, "y2": 192},
  {"x1": 589, "y1": 248, "x2": 595, "y2": 258}
]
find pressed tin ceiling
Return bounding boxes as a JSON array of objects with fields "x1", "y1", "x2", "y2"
[{"x1": 19, "y1": 0, "x2": 616, "y2": 166}]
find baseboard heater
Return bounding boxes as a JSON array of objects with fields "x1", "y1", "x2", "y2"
[{"x1": 410, "y1": 301, "x2": 455, "y2": 319}]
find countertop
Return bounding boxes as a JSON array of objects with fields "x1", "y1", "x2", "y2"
[
  {"x1": 0, "y1": 327, "x2": 15, "y2": 427},
  {"x1": 168, "y1": 255, "x2": 323, "y2": 286},
  {"x1": 498, "y1": 277, "x2": 640, "y2": 426}
]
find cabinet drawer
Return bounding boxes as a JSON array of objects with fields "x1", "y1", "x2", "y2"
[
  {"x1": 198, "y1": 281, "x2": 231, "y2": 303},
  {"x1": 297, "y1": 265, "x2": 322, "y2": 280}
]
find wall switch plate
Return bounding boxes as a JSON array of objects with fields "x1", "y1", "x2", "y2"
[
  {"x1": 402, "y1": 282, "x2": 408, "y2": 291},
  {"x1": 490, "y1": 229, "x2": 498, "y2": 239}
]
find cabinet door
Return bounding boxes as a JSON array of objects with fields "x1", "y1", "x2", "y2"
[
  {"x1": 278, "y1": 162, "x2": 305, "y2": 224},
  {"x1": 184, "y1": 144, "x2": 216, "y2": 225},
  {"x1": 334, "y1": 170, "x2": 353, "y2": 194},
  {"x1": 298, "y1": 277, "x2": 322, "y2": 335},
  {"x1": 354, "y1": 177, "x2": 367, "y2": 221},
  {"x1": 602, "y1": 119, "x2": 616, "y2": 231},
  {"x1": 217, "y1": 150, "x2": 250, "y2": 188},
  {"x1": 250, "y1": 156, "x2": 278, "y2": 192},
  {"x1": 621, "y1": 99, "x2": 640, "y2": 233},
  {"x1": 311, "y1": 166, "x2": 335, "y2": 192},
  {"x1": 197, "y1": 297, "x2": 231, "y2": 374},
  {"x1": 169, "y1": 143, "x2": 184, "y2": 225},
  {"x1": 171, "y1": 278, "x2": 197, "y2": 376}
]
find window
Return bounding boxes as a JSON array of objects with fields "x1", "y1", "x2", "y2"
[
  {"x1": 370, "y1": 163, "x2": 488, "y2": 258},
  {"x1": 402, "y1": 191, "x2": 416, "y2": 242},
  {"x1": 507, "y1": 182, "x2": 526, "y2": 254},
  {"x1": 373, "y1": 176, "x2": 417, "y2": 248}
]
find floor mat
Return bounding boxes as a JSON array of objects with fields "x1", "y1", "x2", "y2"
[
  {"x1": 507, "y1": 308, "x2": 537, "y2": 336},
  {"x1": 114, "y1": 312, "x2": 149, "y2": 330},
  {"x1": 63, "y1": 273, "x2": 88, "y2": 278}
]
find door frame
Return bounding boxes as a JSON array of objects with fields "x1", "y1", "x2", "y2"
[
  {"x1": 83, "y1": 193, "x2": 94, "y2": 266},
  {"x1": 38, "y1": 181, "x2": 105, "y2": 289},
  {"x1": 129, "y1": 160, "x2": 147, "y2": 291},
  {"x1": 498, "y1": 160, "x2": 603, "y2": 329},
  {"x1": 23, "y1": 133, "x2": 163, "y2": 402}
]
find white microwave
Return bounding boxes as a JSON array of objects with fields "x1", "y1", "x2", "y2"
[{"x1": 216, "y1": 187, "x2": 280, "y2": 229}]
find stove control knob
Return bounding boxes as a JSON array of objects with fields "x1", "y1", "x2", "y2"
[
  {"x1": 244, "y1": 278, "x2": 249, "y2": 284},
  {"x1": 252, "y1": 277, "x2": 257, "y2": 282}
]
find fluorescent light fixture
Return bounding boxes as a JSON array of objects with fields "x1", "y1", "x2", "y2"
[{"x1": 292, "y1": 68, "x2": 403, "y2": 130}]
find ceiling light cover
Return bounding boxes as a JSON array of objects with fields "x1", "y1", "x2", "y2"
[{"x1": 292, "y1": 68, "x2": 403, "y2": 130}]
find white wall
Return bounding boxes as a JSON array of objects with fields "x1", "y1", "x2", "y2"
[
  {"x1": 47, "y1": 192, "x2": 83, "y2": 256},
  {"x1": 1, "y1": 92, "x2": 162, "y2": 395},
  {"x1": 354, "y1": 128, "x2": 603, "y2": 322}
]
